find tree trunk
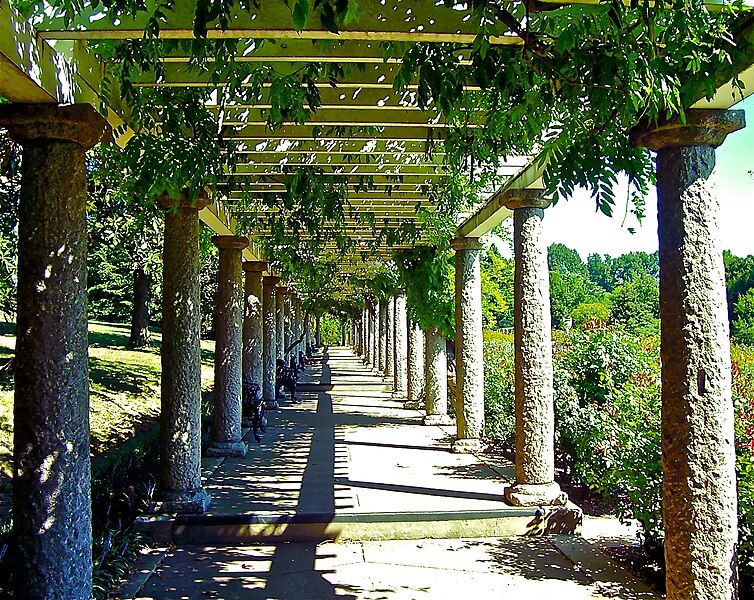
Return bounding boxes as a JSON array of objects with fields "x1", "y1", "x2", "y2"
[{"x1": 129, "y1": 265, "x2": 150, "y2": 349}]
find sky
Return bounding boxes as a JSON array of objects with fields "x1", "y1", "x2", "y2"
[{"x1": 532, "y1": 95, "x2": 754, "y2": 259}]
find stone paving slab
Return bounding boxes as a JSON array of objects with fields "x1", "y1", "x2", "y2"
[
  {"x1": 128, "y1": 537, "x2": 660, "y2": 599},
  {"x1": 201, "y1": 347, "x2": 518, "y2": 518}
]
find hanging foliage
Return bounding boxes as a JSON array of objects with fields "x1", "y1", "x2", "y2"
[{"x1": 394, "y1": 247, "x2": 455, "y2": 338}]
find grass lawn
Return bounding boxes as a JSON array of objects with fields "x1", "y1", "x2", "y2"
[{"x1": 0, "y1": 321, "x2": 215, "y2": 485}]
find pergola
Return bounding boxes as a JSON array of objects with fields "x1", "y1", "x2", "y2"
[{"x1": 1, "y1": 0, "x2": 754, "y2": 598}]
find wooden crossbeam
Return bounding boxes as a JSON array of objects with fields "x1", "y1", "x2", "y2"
[
  {"x1": 234, "y1": 152, "x2": 445, "y2": 166},
  {"x1": 225, "y1": 124, "x2": 445, "y2": 141},
  {"x1": 232, "y1": 139, "x2": 439, "y2": 153},
  {"x1": 35, "y1": 0, "x2": 523, "y2": 43}
]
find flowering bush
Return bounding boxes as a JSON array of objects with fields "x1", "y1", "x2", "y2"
[
  {"x1": 483, "y1": 328, "x2": 754, "y2": 587},
  {"x1": 483, "y1": 330, "x2": 515, "y2": 449}
]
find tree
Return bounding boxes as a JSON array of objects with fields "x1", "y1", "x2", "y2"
[
  {"x1": 88, "y1": 147, "x2": 164, "y2": 348},
  {"x1": 548, "y1": 244, "x2": 588, "y2": 279},
  {"x1": 587, "y1": 253, "x2": 615, "y2": 292},
  {"x1": 725, "y1": 251, "x2": 754, "y2": 325},
  {"x1": 481, "y1": 245, "x2": 514, "y2": 330},
  {"x1": 0, "y1": 131, "x2": 18, "y2": 321},
  {"x1": 550, "y1": 271, "x2": 605, "y2": 329},
  {"x1": 733, "y1": 288, "x2": 754, "y2": 346},
  {"x1": 610, "y1": 252, "x2": 659, "y2": 285},
  {"x1": 609, "y1": 274, "x2": 660, "y2": 335}
]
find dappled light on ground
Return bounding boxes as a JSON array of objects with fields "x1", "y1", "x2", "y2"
[
  {"x1": 0, "y1": 321, "x2": 215, "y2": 484},
  {"x1": 131, "y1": 347, "x2": 659, "y2": 599}
]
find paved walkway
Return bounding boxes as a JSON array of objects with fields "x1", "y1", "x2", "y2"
[
  {"x1": 122, "y1": 347, "x2": 660, "y2": 599},
  {"x1": 204, "y1": 347, "x2": 512, "y2": 517}
]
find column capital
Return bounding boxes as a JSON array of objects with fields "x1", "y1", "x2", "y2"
[
  {"x1": 0, "y1": 103, "x2": 112, "y2": 150},
  {"x1": 452, "y1": 237, "x2": 483, "y2": 251},
  {"x1": 631, "y1": 108, "x2": 745, "y2": 151},
  {"x1": 212, "y1": 235, "x2": 249, "y2": 250},
  {"x1": 500, "y1": 189, "x2": 551, "y2": 211},
  {"x1": 156, "y1": 188, "x2": 210, "y2": 211},
  {"x1": 243, "y1": 260, "x2": 267, "y2": 272},
  {"x1": 264, "y1": 275, "x2": 281, "y2": 286}
]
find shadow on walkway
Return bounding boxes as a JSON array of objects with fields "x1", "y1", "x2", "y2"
[{"x1": 244, "y1": 347, "x2": 356, "y2": 600}]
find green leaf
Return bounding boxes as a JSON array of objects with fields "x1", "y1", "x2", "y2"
[{"x1": 292, "y1": 0, "x2": 309, "y2": 31}]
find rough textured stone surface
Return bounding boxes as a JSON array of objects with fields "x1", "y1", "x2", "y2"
[
  {"x1": 503, "y1": 205, "x2": 565, "y2": 508},
  {"x1": 11, "y1": 117, "x2": 107, "y2": 599},
  {"x1": 452, "y1": 238, "x2": 485, "y2": 449},
  {"x1": 424, "y1": 327, "x2": 448, "y2": 420},
  {"x1": 0, "y1": 102, "x2": 112, "y2": 149},
  {"x1": 378, "y1": 302, "x2": 387, "y2": 373},
  {"x1": 631, "y1": 108, "x2": 745, "y2": 151},
  {"x1": 505, "y1": 482, "x2": 566, "y2": 507},
  {"x1": 656, "y1": 141, "x2": 738, "y2": 600},
  {"x1": 262, "y1": 276, "x2": 279, "y2": 404},
  {"x1": 393, "y1": 295, "x2": 408, "y2": 399},
  {"x1": 242, "y1": 261, "x2": 265, "y2": 392},
  {"x1": 160, "y1": 195, "x2": 210, "y2": 514},
  {"x1": 407, "y1": 321, "x2": 425, "y2": 408},
  {"x1": 385, "y1": 297, "x2": 395, "y2": 379},
  {"x1": 275, "y1": 285, "x2": 286, "y2": 359},
  {"x1": 208, "y1": 237, "x2": 248, "y2": 458},
  {"x1": 283, "y1": 292, "x2": 293, "y2": 356},
  {"x1": 364, "y1": 305, "x2": 373, "y2": 365},
  {"x1": 371, "y1": 306, "x2": 379, "y2": 369},
  {"x1": 361, "y1": 308, "x2": 368, "y2": 359}
]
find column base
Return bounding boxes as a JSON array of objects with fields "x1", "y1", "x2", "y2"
[
  {"x1": 391, "y1": 392, "x2": 408, "y2": 402},
  {"x1": 159, "y1": 488, "x2": 211, "y2": 514},
  {"x1": 451, "y1": 437, "x2": 483, "y2": 453},
  {"x1": 265, "y1": 400, "x2": 280, "y2": 411},
  {"x1": 423, "y1": 414, "x2": 454, "y2": 427},
  {"x1": 504, "y1": 481, "x2": 568, "y2": 507},
  {"x1": 205, "y1": 440, "x2": 248, "y2": 458},
  {"x1": 403, "y1": 400, "x2": 422, "y2": 410}
]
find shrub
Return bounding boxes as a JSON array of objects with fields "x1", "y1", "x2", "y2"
[
  {"x1": 555, "y1": 329, "x2": 663, "y2": 550},
  {"x1": 570, "y1": 301, "x2": 611, "y2": 328},
  {"x1": 608, "y1": 274, "x2": 660, "y2": 336},
  {"x1": 483, "y1": 331, "x2": 515, "y2": 449},
  {"x1": 734, "y1": 288, "x2": 754, "y2": 347},
  {"x1": 734, "y1": 345, "x2": 754, "y2": 591}
]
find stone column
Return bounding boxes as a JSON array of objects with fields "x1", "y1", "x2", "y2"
[
  {"x1": 0, "y1": 104, "x2": 109, "y2": 600},
  {"x1": 356, "y1": 312, "x2": 363, "y2": 356},
  {"x1": 304, "y1": 315, "x2": 312, "y2": 352},
  {"x1": 393, "y1": 294, "x2": 408, "y2": 400},
  {"x1": 363, "y1": 308, "x2": 369, "y2": 361},
  {"x1": 263, "y1": 275, "x2": 280, "y2": 406},
  {"x1": 371, "y1": 306, "x2": 379, "y2": 370},
  {"x1": 632, "y1": 109, "x2": 744, "y2": 600},
  {"x1": 242, "y1": 261, "x2": 265, "y2": 394},
  {"x1": 378, "y1": 302, "x2": 387, "y2": 372},
  {"x1": 291, "y1": 295, "x2": 299, "y2": 355},
  {"x1": 385, "y1": 296, "x2": 395, "y2": 380},
  {"x1": 452, "y1": 237, "x2": 486, "y2": 454},
  {"x1": 207, "y1": 236, "x2": 248, "y2": 458},
  {"x1": 315, "y1": 316, "x2": 322, "y2": 346},
  {"x1": 405, "y1": 321, "x2": 425, "y2": 409},
  {"x1": 283, "y1": 291, "x2": 292, "y2": 357},
  {"x1": 501, "y1": 190, "x2": 566, "y2": 507},
  {"x1": 275, "y1": 284, "x2": 286, "y2": 359},
  {"x1": 423, "y1": 327, "x2": 452, "y2": 425},
  {"x1": 364, "y1": 304, "x2": 372, "y2": 365},
  {"x1": 158, "y1": 189, "x2": 212, "y2": 514}
]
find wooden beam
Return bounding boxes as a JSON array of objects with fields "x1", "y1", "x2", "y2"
[
  {"x1": 226, "y1": 124, "x2": 445, "y2": 141},
  {"x1": 35, "y1": 0, "x2": 523, "y2": 43}
]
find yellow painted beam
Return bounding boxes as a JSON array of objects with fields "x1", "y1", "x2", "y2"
[{"x1": 35, "y1": 0, "x2": 523, "y2": 44}]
